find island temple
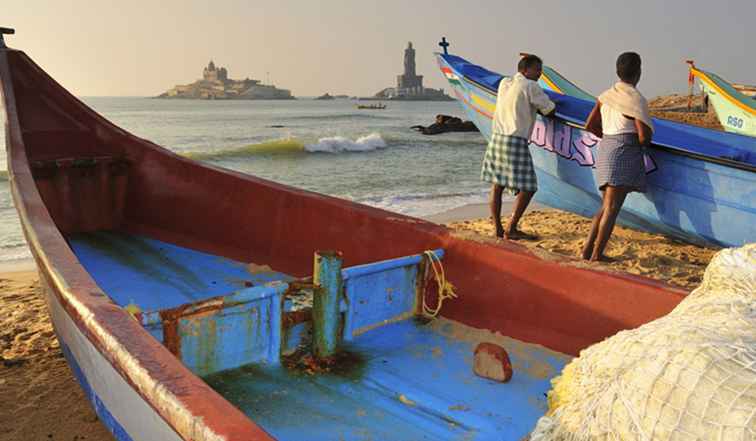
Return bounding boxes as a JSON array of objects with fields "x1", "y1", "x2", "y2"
[
  {"x1": 158, "y1": 60, "x2": 294, "y2": 100},
  {"x1": 373, "y1": 42, "x2": 451, "y2": 101}
]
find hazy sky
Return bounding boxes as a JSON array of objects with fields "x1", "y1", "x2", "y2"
[{"x1": 4, "y1": 0, "x2": 754, "y2": 98}]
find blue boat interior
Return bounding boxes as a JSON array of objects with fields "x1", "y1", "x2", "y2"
[
  {"x1": 440, "y1": 53, "x2": 756, "y2": 167},
  {"x1": 67, "y1": 231, "x2": 571, "y2": 440}
]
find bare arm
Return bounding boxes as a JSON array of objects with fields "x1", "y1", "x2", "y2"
[
  {"x1": 530, "y1": 83, "x2": 556, "y2": 117},
  {"x1": 635, "y1": 119, "x2": 652, "y2": 146},
  {"x1": 539, "y1": 106, "x2": 556, "y2": 117},
  {"x1": 585, "y1": 101, "x2": 602, "y2": 138}
]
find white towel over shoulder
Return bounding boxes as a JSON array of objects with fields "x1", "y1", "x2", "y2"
[{"x1": 598, "y1": 82, "x2": 654, "y2": 133}]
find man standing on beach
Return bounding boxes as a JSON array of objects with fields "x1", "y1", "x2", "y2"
[{"x1": 482, "y1": 54, "x2": 556, "y2": 240}]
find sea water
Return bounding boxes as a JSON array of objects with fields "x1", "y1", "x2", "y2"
[{"x1": 0, "y1": 97, "x2": 497, "y2": 263}]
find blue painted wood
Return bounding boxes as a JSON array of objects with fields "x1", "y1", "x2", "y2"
[
  {"x1": 67, "y1": 231, "x2": 293, "y2": 312},
  {"x1": 204, "y1": 320, "x2": 570, "y2": 441},
  {"x1": 341, "y1": 249, "x2": 444, "y2": 280},
  {"x1": 177, "y1": 282, "x2": 287, "y2": 376},
  {"x1": 437, "y1": 55, "x2": 756, "y2": 247},
  {"x1": 341, "y1": 250, "x2": 443, "y2": 341},
  {"x1": 343, "y1": 265, "x2": 417, "y2": 341}
]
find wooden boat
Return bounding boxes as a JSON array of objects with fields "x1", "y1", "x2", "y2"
[
  {"x1": 2, "y1": 31, "x2": 688, "y2": 440},
  {"x1": 516, "y1": 53, "x2": 595, "y2": 102},
  {"x1": 687, "y1": 61, "x2": 756, "y2": 137},
  {"x1": 356, "y1": 103, "x2": 386, "y2": 109},
  {"x1": 437, "y1": 51, "x2": 756, "y2": 247}
]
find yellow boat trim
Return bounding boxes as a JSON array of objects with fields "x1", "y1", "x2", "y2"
[
  {"x1": 471, "y1": 93, "x2": 496, "y2": 114},
  {"x1": 691, "y1": 67, "x2": 756, "y2": 117},
  {"x1": 540, "y1": 74, "x2": 563, "y2": 94}
]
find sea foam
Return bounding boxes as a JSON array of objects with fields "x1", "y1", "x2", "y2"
[{"x1": 305, "y1": 133, "x2": 386, "y2": 153}]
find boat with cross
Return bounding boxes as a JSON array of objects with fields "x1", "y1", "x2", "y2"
[
  {"x1": 1, "y1": 28, "x2": 688, "y2": 440},
  {"x1": 436, "y1": 39, "x2": 756, "y2": 248}
]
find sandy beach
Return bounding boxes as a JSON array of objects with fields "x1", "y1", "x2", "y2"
[
  {"x1": 0, "y1": 269, "x2": 113, "y2": 441},
  {"x1": 440, "y1": 205, "x2": 719, "y2": 291}
]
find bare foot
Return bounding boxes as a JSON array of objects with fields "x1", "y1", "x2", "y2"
[
  {"x1": 495, "y1": 223, "x2": 505, "y2": 239},
  {"x1": 589, "y1": 254, "x2": 617, "y2": 263},
  {"x1": 504, "y1": 229, "x2": 538, "y2": 241},
  {"x1": 580, "y1": 246, "x2": 592, "y2": 260}
]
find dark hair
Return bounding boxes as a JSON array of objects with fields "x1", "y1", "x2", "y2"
[
  {"x1": 616, "y1": 52, "x2": 641, "y2": 82},
  {"x1": 518, "y1": 54, "x2": 542, "y2": 73}
]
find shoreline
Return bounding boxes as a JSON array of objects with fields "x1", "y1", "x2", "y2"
[
  {"x1": 421, "y1": 200, "x2": 552, "y2": 224},
  {"x1": 0, "y1": 258, "x2": 37, "y2": 274}
]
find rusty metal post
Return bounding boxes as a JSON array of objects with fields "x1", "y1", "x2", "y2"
[{"x1": 312, "y1": 250, "x2": 343, "y2": 358}]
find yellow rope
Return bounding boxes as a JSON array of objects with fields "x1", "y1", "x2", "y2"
[{"x1": 421, "y1": 250, "x2": 457, "y2": 318}]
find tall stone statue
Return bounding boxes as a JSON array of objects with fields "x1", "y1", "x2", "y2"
[{"x1": 404, "y1": 42, "x2": 416, "y2": 77}]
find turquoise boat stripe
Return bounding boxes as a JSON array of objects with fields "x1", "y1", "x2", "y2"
[
  {"x1": 700, "y1": 68, "x2": 756, "y2": 112},
  {"x1": 541, "y1": 66, "x2": 596, "y2": 102}
]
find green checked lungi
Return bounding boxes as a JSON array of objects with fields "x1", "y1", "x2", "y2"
[{"x1": 481, "y1": 133, "x2": 537, "y2": 195}]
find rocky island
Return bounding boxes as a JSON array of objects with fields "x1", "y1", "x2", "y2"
[{"x1": 157, "y1": 61, "x2": 294, "y2": 100}]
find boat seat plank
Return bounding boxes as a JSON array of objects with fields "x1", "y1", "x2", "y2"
[
  {"x1": 205, "y1": 320, "x2": 570, "y2": 441},
  {"x1": 67, "y1": 231, "x2": 293, "y2": 312}
]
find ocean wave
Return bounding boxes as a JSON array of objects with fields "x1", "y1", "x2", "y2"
[
  {"x1": 182, "y1": 133, "x2": 387, "y2": 160},
  {"x1": 0, "y1": 245, "x2": 32, "y2": 262},
  {"x1": 304, "y1": 133, "x2": 386, "y2": 153},
  {"x1": 183, "y1": 139, "x2": 306, "y2": 160}
]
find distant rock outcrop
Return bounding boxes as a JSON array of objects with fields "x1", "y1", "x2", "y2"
[
  {"x1": 315, "y1": 93, "x2": 335, "y2": 100},
  {"x1": 411, "y1": 114, "x2": 479, "y2": 135},
  {"x1": 157, "y1": 60, "x2": 294, "y2": 100}
]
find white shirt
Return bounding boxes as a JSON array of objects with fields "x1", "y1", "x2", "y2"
[
  {"x1": 492, "y1": 72, "x2": 556, "y2": 138},
  {"x1": 601, "y1": 103, "x2": 638, "y2": 135}
]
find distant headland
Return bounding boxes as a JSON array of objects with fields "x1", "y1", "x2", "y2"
[
  {"x1": 157, "y1": 61, "x2": 294, "y2": 100},
  {"x1": 368, "y1": 42, "x2": 452, "y2": 101}
]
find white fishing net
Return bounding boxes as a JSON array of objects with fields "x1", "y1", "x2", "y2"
[{"x1": 531, "y1": 244, "x2": 756, "y2": 441}]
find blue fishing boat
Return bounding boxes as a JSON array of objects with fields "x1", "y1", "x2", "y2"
[{"x1": 437, "y1": 50, "x2": 756, "y2": 247}]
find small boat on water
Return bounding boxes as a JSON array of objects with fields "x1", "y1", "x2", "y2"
[
  {"x1": 2, "y1": 30, "x2": 688, "y2": 441},
  {"x1": 686, "y1": 61, "x2": 756, "y2": 137},
  {"x1": 436, "y1": 50, "x2": 756, "y2": 247},
  {"x1": 357, "y1": 103, "x2": 386, "y2": 109}
]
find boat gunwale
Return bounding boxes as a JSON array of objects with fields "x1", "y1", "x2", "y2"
[
  {"x1": 690, "y1": 65, "x2": 756, "y2": 116},
  {"x1": 1, "y1": 47, "x2": 276, "y2": 441},
  {"x1": 436, "y1": 52, "x2": 756, "y2": 174}
]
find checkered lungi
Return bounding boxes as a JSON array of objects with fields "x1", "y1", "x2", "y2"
[
  {"x1": 595, "y1": 133, "x2": 647, "y2": 193},
  {"x1": 481, "y1": 133, "x2": 537, "y2": 194}
]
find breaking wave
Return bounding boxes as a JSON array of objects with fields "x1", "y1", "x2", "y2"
[
  {"x1": 182, "y1": 133, "x2": 387, "y2": 160},
  {"x1": 183, "y1": 139, "x2": 306, "y2": 160},
  {"x1": 304, "y1": 133, "x2": 386, "y2": 153}
]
